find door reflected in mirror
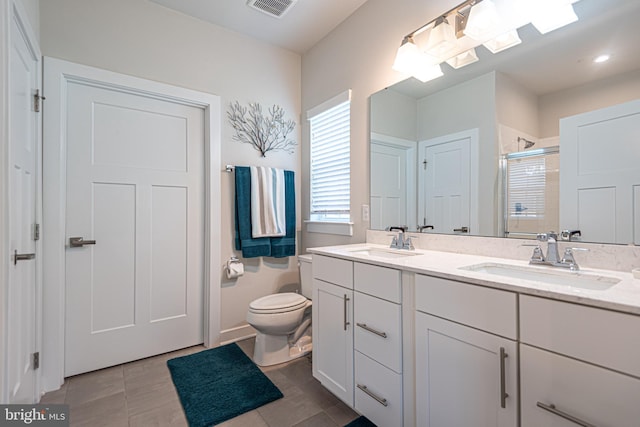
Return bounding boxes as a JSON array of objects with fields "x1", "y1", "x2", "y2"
[{"x1": 369, "y1": 0, "x2": 640, "y2": 245}]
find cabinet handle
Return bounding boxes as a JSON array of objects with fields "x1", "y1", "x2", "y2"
[
  {"x1": 356, "y1": 323, "x2": 387, "y2": 338},
  {"x1": 343, "y1": 294, "x2": 350, "y2": 331},
  {"x1": 357, "y1": 384, "x2": 388, "y2": 407},
  {"x1": 499, "y1": 347, "x2": 509, "y2": 409},
  {"x1": 536, "y1": 402, "x2": 597, "y2": 427}
]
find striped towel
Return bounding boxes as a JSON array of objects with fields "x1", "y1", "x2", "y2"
[{"x1": 250, "y1": 166, "x2": 286, "y2": 238}]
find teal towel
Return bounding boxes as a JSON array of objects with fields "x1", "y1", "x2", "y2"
[
  {"x1": 235, "y1": 167, "x2": 296, "y2": 258},
  {"x1": 271, "y1": 170, "x2": 296, "y2": 258},
  {"x1": 235, "y1": 167, "x2": 271, "y2": 257}
]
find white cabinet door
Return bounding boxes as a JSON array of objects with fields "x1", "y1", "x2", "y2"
[
  {"x1": 415, "y1": 312, "x2": 518, "y2": 427},
  {"x1": 312, "y1": 278, "x2": 354, "y2": 406},
  {"x1": 521, "y1": 344, "x2": 640, "y2": 427}
]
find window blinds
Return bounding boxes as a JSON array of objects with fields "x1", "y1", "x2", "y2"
[
  {"x1": 507, "y1": 156, "x2": 546, "y2": 218},
  {"x1": 308, "y1": 96, "x2": 351, "y2": 219}
]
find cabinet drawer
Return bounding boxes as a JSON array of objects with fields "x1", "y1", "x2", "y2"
[
  {"x1": 354, "y1": 262, "x2": 401, "y2": 303},
  {"x1": 312, "y1": 255, "x2": 353, "y2": 289},
  {"x1": 355, "y1": 351, "x2": 403, "y2": 427},
  {"x1": 521, "y1": 344, "x2": 640, "y2": 427},
  {"x1": 415, "y1": 274, "x2": 517, "y2": 339},
  {"x1": 354, "y1": 292, "x2": 402, "y2": 373},
  {"x1": 520, "y1": 295, "x2": 640, "y2": 377}
]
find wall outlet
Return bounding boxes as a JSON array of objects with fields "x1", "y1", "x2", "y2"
[{"x1": 362, "y1": 204, "x2": 370, "y2": 221}]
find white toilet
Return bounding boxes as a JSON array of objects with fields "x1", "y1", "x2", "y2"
[{"x1": 246, "y1": 254, "x2": 313, "y2": 366}]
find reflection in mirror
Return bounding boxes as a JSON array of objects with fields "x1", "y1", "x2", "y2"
[{"x1": 369, "y1": 0, "x2": 640, "y2": 244}]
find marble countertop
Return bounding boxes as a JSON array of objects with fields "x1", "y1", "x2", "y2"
[{"x1": 308, "y1": 243, "x2": 640, "y2": 316}]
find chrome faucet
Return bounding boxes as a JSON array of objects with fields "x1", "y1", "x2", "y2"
[
  {"x1": 417, "y1": 224, "x2": 434, "y2": 233},
  {"x1": 389, "y1": 230, "x2": 415, "y2": 250},
  {"x1": 528, "y1": 232, "x2": 588, "y2": 270}
]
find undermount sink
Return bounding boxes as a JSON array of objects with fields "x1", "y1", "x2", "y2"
[
  {"x1": 460, "y1": 262, "x2": 620, "y2": 291},
  {"x1": 347, "y1": 247, "x2": 420, "y2": 259}
]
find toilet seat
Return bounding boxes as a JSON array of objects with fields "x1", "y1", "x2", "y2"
[{"x1": 249, "y1": 293, "x2": 308, "y2": 314}]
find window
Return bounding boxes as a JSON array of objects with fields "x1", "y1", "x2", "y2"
[
  {"x1": 306, "y1": 90, "x2": 352, "y2": 235},
  {"x1": 507, "y1": 156, "x2": 546, "y2": 218}
]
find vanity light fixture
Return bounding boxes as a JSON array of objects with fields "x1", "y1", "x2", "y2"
[
  {"x1": 393, "y1": 36, "x2": 444, "y2": 82},
  {"x1": 425, "y1": 16, "x2": 458, "y2": 59},
  {"x1": 464, "y1": 0, "x2": 504, "y2": 41},
  {"x1": 393, "y1": 0, "x2": 580, "y2": 82},
  {"x1": 527, "y1": 0, "x2": 579, "y2": 34},
  {"x1": 483, "y1": 29, "x2": 522, "y2": 54},
  {"x1": 446, "y1": 48, "x2": 479, "y2": 69}
]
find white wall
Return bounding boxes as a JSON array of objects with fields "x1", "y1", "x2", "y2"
[
  {"x1": 370, "y1": 88, "x2": 417, "y2": 141},
  {"x1": 301, "y1": 0, "x2": 460, "y2": 250},
  {"x1": 539, "y1": 69, "x2": 640, "y2": 138},
  {"x1": 496, "y1": 72, "x2": 539, "y2": 138},
  {"x1": 417, "y1": 72, "x2": 498, "y2": 235},
  {"x1": 39, "y1": 0, "x2": 302, "y2": 338}
]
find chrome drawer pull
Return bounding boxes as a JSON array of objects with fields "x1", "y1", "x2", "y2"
[
  {"x1": 356, "y1": 323, "x2": 387, "y2": 338},
  {"x1": 536, "y1": 402, "x2": 597, "y2": 427},
  {"x1": 499, "y1": 347, "x2": 509, "y2": 408},
  {"x1": 343, "y1": 294, "x2": 350, "y2": 331},
  {"x1": 357, "y1": 384, "x2": 388, "y2": 407}
]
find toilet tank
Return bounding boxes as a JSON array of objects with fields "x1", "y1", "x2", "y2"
[{"x1": 298, "y1": 254, "x2": 312, "y2": 299}]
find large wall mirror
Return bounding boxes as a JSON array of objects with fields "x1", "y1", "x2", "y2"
[{"x1": 370, "y1": 0, "x2": 640, "y2": 245}]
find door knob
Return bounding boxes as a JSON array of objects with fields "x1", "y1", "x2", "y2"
[
  {"x1": 69, "y1": 237, "x2": 97, "y2": 247},
  {"x1": 14, "y1": 250, "x2": 35, "y2": 265}
]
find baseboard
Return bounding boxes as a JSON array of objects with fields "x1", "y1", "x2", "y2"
[{"x1": 219, "y1": 324, "x2": 256, "y2": 346}]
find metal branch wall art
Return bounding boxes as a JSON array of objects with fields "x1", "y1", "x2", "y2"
[{"x1": 227, "y1": 101, "x2": 297, "y2": 157}]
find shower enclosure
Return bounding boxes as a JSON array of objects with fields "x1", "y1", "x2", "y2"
[{"x1": 500, "y1": 146, "x2": 560, "y2": 239}]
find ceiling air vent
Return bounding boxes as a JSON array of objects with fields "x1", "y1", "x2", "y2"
[{"x1": 247, "y1": 0, "x2": 298, "y2": 19}]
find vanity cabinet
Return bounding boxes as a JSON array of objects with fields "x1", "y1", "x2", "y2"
[
  {"x1": 312, "y1": 255, "x2": 405, "y2": 424},
  {"x1": 520, "y1": 295, "x2": 640, "y2": 427},
  {"x1": 414, "y1": 274, "x2": 518, "y2": 427},
  {"x1": 353, "y1": 262, "x2": 403, "y2": 427},
  {"x1": 312, "y1": 255, "x2": 354, "y2": 406}
]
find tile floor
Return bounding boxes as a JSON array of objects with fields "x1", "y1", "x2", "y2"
[{"x1": 40, "y1": 338, "x2": 360, "y2": 427}]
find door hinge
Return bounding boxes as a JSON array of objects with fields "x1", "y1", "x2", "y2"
[
  {"x1": 33, "y1": 89, "x2": 45, "y2": 113},
  {"x1": 33, "y1": 223, "x2": 40, "y2": 241},
  {"x1": 32, "y1": 352, "x2": 39, "y2": 370}
]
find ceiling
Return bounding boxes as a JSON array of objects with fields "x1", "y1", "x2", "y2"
[{"x1": 149, "y1": 0, "x2": 370, "y2": 53}]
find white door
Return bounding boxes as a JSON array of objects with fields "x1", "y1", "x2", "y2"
[
  {"x1": 7, "y1": 9, "x2": 40, "y2": 403},
  {"x1": 312, "y1": 278, "x2": 354, "y2": 406},
  {"x1": 415, "y1": 313, "x2": 518, "y2": 427},
  {"x1": 370, "y1": 143, "x2": 408, "y2": 229},
  {"x1": 560, "y1": 99, "x2": 640, "y2": 244},
  {"x1": 418, "y1": 135, "x2": 470, "y2": 234},
  {"x1": 63, "y1": 72, "x2": 205, "y2": 376}
]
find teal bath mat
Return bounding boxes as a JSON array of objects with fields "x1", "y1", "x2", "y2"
[
  {"x1": 344, "y1": 416, "x2": 377, "y2": 427},
  {"x1": 167, "y1": 343, "x2": 283, "y2": 426}
]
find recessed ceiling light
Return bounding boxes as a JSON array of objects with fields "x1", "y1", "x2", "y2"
[{"x1": 594, "y1": 54, "x2": 610, "y2": 63}]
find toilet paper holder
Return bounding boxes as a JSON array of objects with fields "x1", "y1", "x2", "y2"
[{"x1": 226, "y1": 256, "x2": 244, "y2": 279}]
